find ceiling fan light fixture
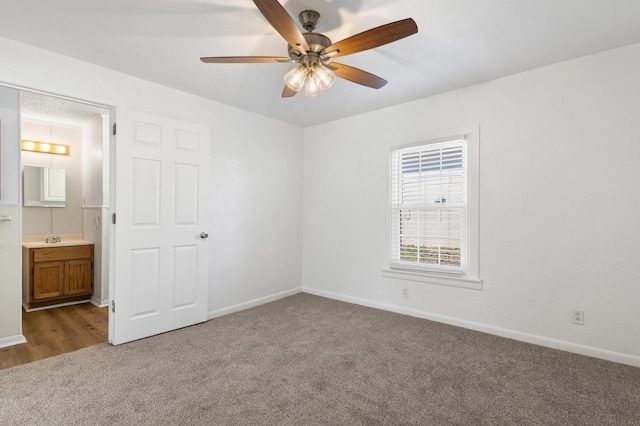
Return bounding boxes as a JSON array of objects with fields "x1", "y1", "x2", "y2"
[{"x1": 284, "y1": 64, "x2": 307, "y2": 92}]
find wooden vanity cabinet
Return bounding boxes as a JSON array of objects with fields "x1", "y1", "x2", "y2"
[{"x1": 25, "y1": 245, "x2": 94, "y2": 309}]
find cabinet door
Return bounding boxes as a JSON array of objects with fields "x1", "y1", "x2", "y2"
[
  {"x1": 65, "y1": 259, "x2": 93, "y2": 296},
  {"x1": 33, "y1": 261, "x2": 65, "y2": 300}
]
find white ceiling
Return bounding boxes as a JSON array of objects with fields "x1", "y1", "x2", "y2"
[
  {"x1": 20, "y1": 91, "x2": 108, "y2": 126},
  {"x1": 2, "y1": 0, "x2": 640, "y2": 127}
]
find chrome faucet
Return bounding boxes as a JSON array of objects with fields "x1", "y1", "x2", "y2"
[{"x1": 46, "y1": 236, "x2": 62, "y2": 243}]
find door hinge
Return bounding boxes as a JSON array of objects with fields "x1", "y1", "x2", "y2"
[
  {"x1": 111, "y1": 300, "x2": 115, "y2": 313},
  {"x1": 112, "y1": 122, "x2": 117, "y2": 136},
  {"x1": 112, "y1": 213, "x2": 116, "y2": 224}
]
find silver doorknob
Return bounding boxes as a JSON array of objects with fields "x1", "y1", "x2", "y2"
[{"x1": 200, "y1": 232, "x2": 209, "y2": 239}]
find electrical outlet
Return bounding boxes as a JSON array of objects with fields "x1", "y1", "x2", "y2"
[
  {"x1": 571, "y1": 310, "x2": 584, "y2": 325},
  {"x1": 402, "y1": 288, "x2": 409, "y2": 298}
]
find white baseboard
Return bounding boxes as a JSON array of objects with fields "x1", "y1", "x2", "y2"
[
  {"x1": 0, "y1": 334, "x2": 27, "y2": 349},
  {"x1": 302, "y1": 287, "x2": 640, "y2": 368},
  {"x1": 22, "y1": 299, "x2": 92, "y2": 312},
  {"x1": 208, "y1": 288, "x2": 302, "y2": 320},
  {"x1": 90, "y1": 296, "x2": 109, "y2": 308}
]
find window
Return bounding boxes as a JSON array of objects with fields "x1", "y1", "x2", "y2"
[
  {"x1": 391, "y1": 139, "x2": 467, "y2": 273},
  {"x1": 384, "y1": 128, "x2": 480, "y2": 289}
]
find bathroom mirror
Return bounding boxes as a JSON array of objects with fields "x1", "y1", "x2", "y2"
[{"x1": 23, "y1": 165, "x2": 66, "y2": 207}]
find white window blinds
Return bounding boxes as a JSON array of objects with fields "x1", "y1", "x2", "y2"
[{"x1": 391, "y1": 139, "x2": 468, "y2": 273}]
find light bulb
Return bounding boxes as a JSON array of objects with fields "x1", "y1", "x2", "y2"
[
  {"x1": 23, "y1": 141, "x2": 36, "y2": 150},
  {"x1": 40, "y1": 144, "x2": 51, "y2": 152},
  {"x1": 313, "y1": 63, "x2": 336, "y2": 91},
  {"x1": 284, "y1": 65, "x2": 307, "y2": 92},
  {"x1": 55, "y1": 145, "x2": 68, "y2": 154},
  {"x1": 304, "y1": 71, "x2": 322, "y2": 97}
]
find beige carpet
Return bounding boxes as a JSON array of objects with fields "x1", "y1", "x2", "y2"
[{"x1": 1, "y1": 293, "x2": 639, "y2": 425}]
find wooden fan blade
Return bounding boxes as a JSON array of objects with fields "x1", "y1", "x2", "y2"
[
  {"x1": 253, "y1": 0, "x2": 309, "y2": 52},
  {"x1": 200, "y1": 56, "x2": 290, "y2": 63},
  {"x1": 329, "y1": 63, "x2": 387, "y2": 89},
  {"x1": 281, "y1": 85, "x2": 299, "y2": 98},
  {"x1": 324, "y1": 18, "x2": 417, "y2": 58}
]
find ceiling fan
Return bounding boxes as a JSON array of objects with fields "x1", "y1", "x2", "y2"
[{"x1": 200, "y1": 0, "x2": 418, "y2": 98}]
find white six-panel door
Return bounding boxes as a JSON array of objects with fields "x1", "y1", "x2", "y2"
[{"x1": 110, "y1": 110, "x2": 210, "y2": 345}]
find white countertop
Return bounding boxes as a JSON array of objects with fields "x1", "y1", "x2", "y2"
[
  {"x1": 22, "y1": 233, "x2": 94, "y2": 249},
  {"x1": 22, "y1": 240, "x2": 94, "y2": 249}
]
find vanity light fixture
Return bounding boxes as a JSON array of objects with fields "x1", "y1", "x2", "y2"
[{"x1": 21, "y1": 140, "x2": 69, "y2": 156}]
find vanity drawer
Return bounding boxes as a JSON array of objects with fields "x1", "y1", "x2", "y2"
[{"x1": 32, "y1": 245, "x2": 93, "y2": 262}]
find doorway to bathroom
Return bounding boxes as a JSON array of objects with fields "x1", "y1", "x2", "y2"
[{"x1": 15, "y1": 90, "x2": 111, "y2": 366}]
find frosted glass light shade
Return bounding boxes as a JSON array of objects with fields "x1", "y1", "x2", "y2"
[
  {"x1": 304, "y1": 73, "x2": 322, "y2": 97},
  {"x1": 313, "y1": 63, "x2": 336, "y2": 91},
  {"x1": 284, "y1": 65, "x2": 307, "y2": 92}
]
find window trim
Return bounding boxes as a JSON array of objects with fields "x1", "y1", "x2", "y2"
[
  {"x1": 383, "y1": 125, "x2": 481, "y2": 289},
  {"x1": 381, "y1": 266, "x2": 482, "y2": 290}
]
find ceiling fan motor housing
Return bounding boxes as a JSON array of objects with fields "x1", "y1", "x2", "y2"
[{"x1": 288, "y1": 32, "x2": 332, "y2": 59}]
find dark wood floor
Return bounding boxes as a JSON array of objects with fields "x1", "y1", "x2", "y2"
[{"x1": 0, "y1": 302, "x2": 108, "y2": 370}]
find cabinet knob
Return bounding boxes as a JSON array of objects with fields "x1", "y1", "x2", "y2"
[{"x1": 200, "y1": 232, "x2": 209, "y2": 239}]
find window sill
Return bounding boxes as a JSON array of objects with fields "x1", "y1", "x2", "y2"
[{"x1": 381, "y1": 267, "x2": 483, "y2": 290}]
